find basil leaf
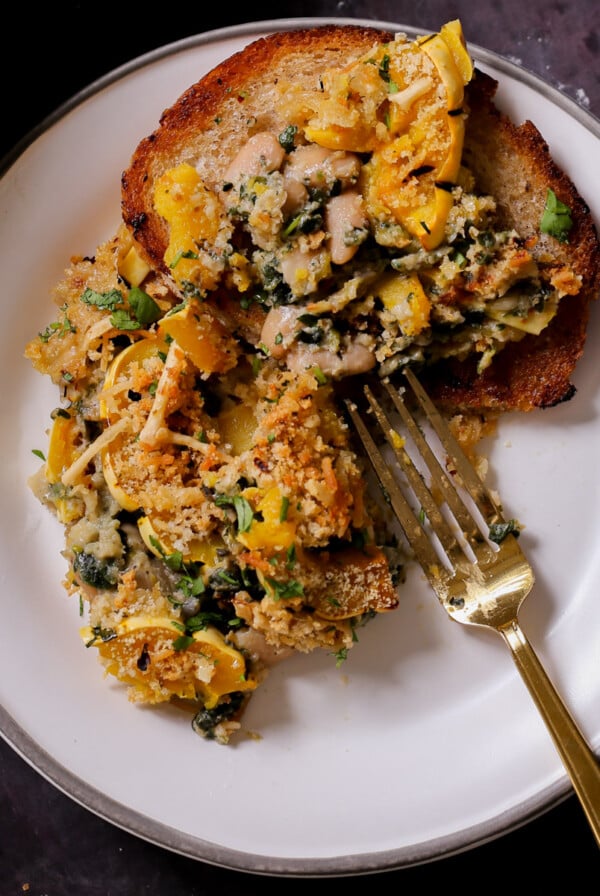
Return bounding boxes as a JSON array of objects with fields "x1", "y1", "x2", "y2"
[
  {"x1": 128, "y1": 286, "x2": 162, "y2": 325},
  {"x1": 215, "y1": 494, "x2": 255, "y2": 533},
  {"x1": 231, "y1": 496, "x2": 254, "y2": 533}
]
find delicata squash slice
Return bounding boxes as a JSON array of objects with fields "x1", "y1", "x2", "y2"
[
  {"x1": 25, "y1": 21, "x2": 599, "y2": 744},
  {"x1": 80, "y1": 616, "x2": 257, "y2": 711}
]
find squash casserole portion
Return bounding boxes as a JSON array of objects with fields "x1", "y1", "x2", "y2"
[{"x1": 26, "y1": 226, "x2": 400, "y2": 744}]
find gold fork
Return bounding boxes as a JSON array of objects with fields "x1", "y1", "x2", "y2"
[{"x1": 342, "y1": 367, "x2": 600, "y2": 846}]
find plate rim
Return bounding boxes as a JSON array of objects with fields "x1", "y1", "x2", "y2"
[
  {"x1": 0, "y1": 705, "x2": 573, "y2": 874},
  {"x1": 0, "y1": 16, "x2": 596, "y2": 875}
]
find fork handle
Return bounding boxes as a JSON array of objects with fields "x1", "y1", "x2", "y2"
[{"x1": 501, "y1": 620, "x2": 600, "y2": 847}]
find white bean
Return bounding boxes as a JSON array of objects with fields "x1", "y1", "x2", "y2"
[
  {"x1": 325, "y1": 191, "x2": 367, "y2": 265},
  {"x1": 281, "y1": 173, "x2": 308, "y2": 216},
  {"x1": 284, "y1": 144, "x2": 361, "y2": 191},
  {"x1": 279, "y1": 245, "x2": 330, "y2": 297},
  {"x1": 259, "y1": 304, "x2": 304, "y2": 358},
  {"x1": 286, "y1": 340, "x2": 375, "y2": 378},
  {"x1": 224, "y1": 133, "x2": 285, "y2": 185}
]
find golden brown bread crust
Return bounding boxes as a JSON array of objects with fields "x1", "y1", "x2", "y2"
[
  {"x1": 121, "y1": 25, "x2": 600, "y2": 414},
  {"x1": 421, "y1": 69, "x2": 600, "y2": 411}
]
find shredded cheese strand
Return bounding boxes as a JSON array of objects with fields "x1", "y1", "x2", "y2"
[
  {"x1": 61, "y1": 418, "x2": 130, "y2": 487},
  {"x1": 171, "y1": 433, "x2": 212, "y2": 454},
  {"x1": 84, "y1": 316, "x2": 116, "y2": 347},
  {"x1": 139, "y1": 340, "x2": 186, "y2": 449}
]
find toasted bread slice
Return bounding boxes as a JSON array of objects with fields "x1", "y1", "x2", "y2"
[{"x1": 121, "y1": 24, "x2": 599, "y2": 413}]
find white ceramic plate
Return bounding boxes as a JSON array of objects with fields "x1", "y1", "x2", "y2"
[{"x1": 1, "y1": 18, "x2": 599, "y2": 876}]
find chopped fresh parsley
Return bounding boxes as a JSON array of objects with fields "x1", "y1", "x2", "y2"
[
  {"x1": 185, "y1": 611, "x2": 223, "y2": 632},
  {"x1": 264, "y1": 577, "x2": 304, "y2": 600},
  {"x1": 170, "y1": 249, "x2": 199, "y2": 269},
  {"x1": 38, "y1": 303, "x2": 76, "y2": 342},
  {"x1": 84, "y1": 625, "x2": 117, "y2": 647},
  {"x1": 286, "y1": 543, "x2": 296, "y2": 568},
  {"x1": 80, "y1": 287, "x2": 123, "y2": 311},
  {"x1": 148, "y1": 536, "x2": 205, "y2": 599},
  {"x1": 332, "y1": 647, "x2": 348, "y2": 667},
  {"x1": 279, "y1": 496, "x2": 289, "y2": 522},
  {"x1": 540, "y1": 188, "x2": 573, "y2": 243},
  {"x1": 109, "y1": 309, "x2": 142, "y2": 331},
  {"x1": 378, "y1": 54, "x2": 391, "y2": 82},
  {"x1": 278, "y1": 124, "x2": 298, "y2": 153},
  {"x1": 81, "y1": 284, "x2": 161, "y2": 330},
  {"x1": 173, "y1": 634, "x2": 195, "y2": 651},
  {"x1": 164, "y1": 301, "x2": 187, "y2": 317}
]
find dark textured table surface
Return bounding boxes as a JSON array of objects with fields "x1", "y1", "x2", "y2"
[{"x1": 1, "y1": 1, "x2": 599, "y2": 891}]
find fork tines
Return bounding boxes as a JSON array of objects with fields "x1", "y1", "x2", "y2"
[
  {"x1": 343, "y1": 373, "x2": 600, "y2": 842},
  {"x1": 342, "y1": 369, "x2": 511, "y2": 583}
]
